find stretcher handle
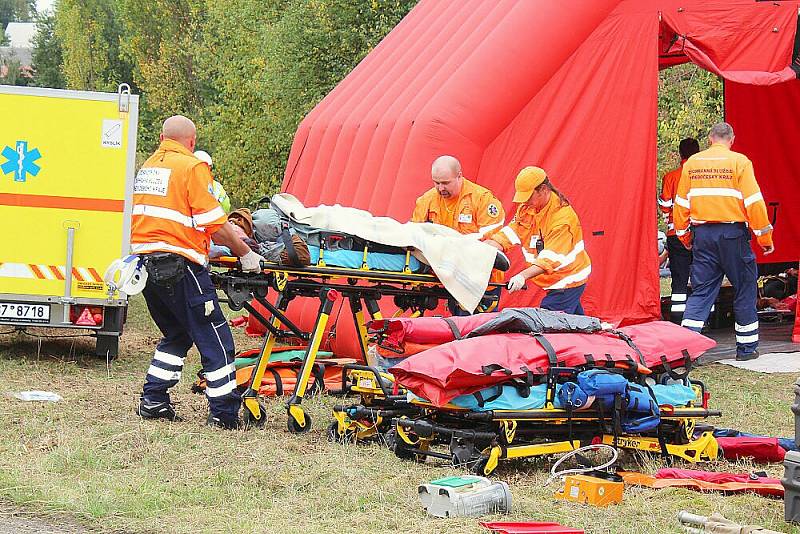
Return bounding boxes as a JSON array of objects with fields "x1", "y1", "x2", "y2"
[{"x1": 341, "y1": 364, "x2": 394, "y2": 397}]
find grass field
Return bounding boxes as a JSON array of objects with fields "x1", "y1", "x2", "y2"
[{"x1": 0, "y1": 295, "x2": 798, "y2": 533}]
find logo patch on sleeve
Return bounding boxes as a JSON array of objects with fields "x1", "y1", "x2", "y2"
[{"x1": 488, "y1": 203, "x2": 499, "y2": 217}]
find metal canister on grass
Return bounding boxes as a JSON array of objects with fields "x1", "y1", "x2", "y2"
[
  {"x1": 783, "y1": 450, "x2": 800, "y2": 523},
  {"x1": 418, "y1": 475, "x2": 512, "y2": 518},
  {"x1": 792, "y1": 377, "x2": 800, "y2": 449}
]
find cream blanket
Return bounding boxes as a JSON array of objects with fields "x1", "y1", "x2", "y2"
[{"x1": 271, "y1": 193, "x2": 498, "y2": 312}]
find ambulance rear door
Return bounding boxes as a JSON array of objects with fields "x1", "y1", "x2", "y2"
[{"x1": 0, "y1": 84, "x2": 138, "y2": 357}]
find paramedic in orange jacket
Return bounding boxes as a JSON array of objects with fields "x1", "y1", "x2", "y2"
[
  {"x1": 659, "y1": 137, "x2": 699, "y2": 323},
  {"x1": 412, "y1": 155, "x2": 505, "y2": 314},
  {"x1": 673, "y1": 122, "x2": 774, "y2": 361},
  {"x1": 485, "y1": 167, "x2": 591, "y2": 315},
  {"x1": 131, "y1": 115, "x2": 264, "y2": 428}
]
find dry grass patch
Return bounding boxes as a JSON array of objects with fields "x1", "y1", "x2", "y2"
[{"x1": 0, "y1": 296, "x2": 798, "y2": 533}]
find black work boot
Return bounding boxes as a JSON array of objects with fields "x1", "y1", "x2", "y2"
[
  {"x1": 735, "y1": 350, "x2": 759, "y2": 362},
  {"x1": 206, "y1": 414, "x2": 242, "y2": 430},
  {"x1": 136, "y1": 399, "x2": 182, "y2": 421}
]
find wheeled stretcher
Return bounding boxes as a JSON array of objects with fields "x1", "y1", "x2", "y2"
[
  {"x1": 328, "y1": 363, "x2": 721, "y2": 475},
  {"x1": 211, "y1": 252, "x2": 508, "y2": 432}
]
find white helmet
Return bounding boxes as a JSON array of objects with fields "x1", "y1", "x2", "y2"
[
  {"x1": 194, "y1": 150, "x2": 213, "y2": 167},
  {"x1": 103, "y1": 255, "x2": 148, "y2": 295}
]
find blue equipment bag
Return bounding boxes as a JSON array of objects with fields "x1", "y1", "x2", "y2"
[
  {"x1": 576, "y1": 369, "x2": 627, "y2": 398},
  {"x1": 557, "y1": 382, "x2": 591, "y2": 410},
  {"x1": 621, "y1": 383, "x2": 661, "y2": 433}
]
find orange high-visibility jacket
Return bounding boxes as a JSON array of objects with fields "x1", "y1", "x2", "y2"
[
  {"x1": 490, "y1": 192, "x2": 591, "y2": 290},
  {"x1": 658, "y1": 161, "x2": 685, "y2": 237},
  {"x1": 673, "y1": 143, "x2": 773, "y2": 248},
  {"x1": 412, "y1": 178, "x2": 505, "y2": 236},
  {"x1": 130, "y1": 139, "x2": 228, "y2": 265},
  {"x1": 412, "y1": 178, "x2": 505, "y2": 283}
]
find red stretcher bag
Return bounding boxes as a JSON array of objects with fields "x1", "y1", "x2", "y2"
[
  {"x1": 716, "y1": 437, "x2": 787, "y2": 463},
  {"x1": 390, "y1": 322, "x2": 715, "y2": 406}
]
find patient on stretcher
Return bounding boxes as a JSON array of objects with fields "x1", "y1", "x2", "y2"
[
  {"x1": 211, "y1": 195, "x2": 510, "y2": 274},
  {"x1": 212, "y1": 194, "x2": 509, "y2": 313}
]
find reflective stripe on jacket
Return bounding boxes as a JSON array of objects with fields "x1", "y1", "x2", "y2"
[
  {"x1": 490, "y1": 192, "x2": 591, "y2": 290},
  {"x1": 673, "y1": 143, "x2": 773, "y2": 248},
  {"x1": 659, "y1": 162, "x2": 684, "y2": 237},
  {"x1": 131, "y1": 139, "x2": 228, "y2": 265}
]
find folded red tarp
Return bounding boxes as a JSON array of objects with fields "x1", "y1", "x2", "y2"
[
  {"x1": 622, "y1": 468, "x2": 784, "y2": 498},
  {"x1": 621, "y1": 470, "x2": 783, "y2": 498},
  {"x1": 716, "y1": 437, "x2": 787, "y2": 463},
  {"x1": 390, "y1": 322, "x2": 715, "y2": 406}
]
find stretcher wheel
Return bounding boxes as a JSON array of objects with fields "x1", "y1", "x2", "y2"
[
  {"x1": 470, "y1": 456, "x2": 494, "y2": 476},
  {"x1": 287, "y1": 411, "x2": 312, "y2": 434},
  {"x1": 242, "y1": 400, "x2": 268, "y2": 428},
  {"x1": 326, "y1": 421, "x2": 355, "y2": 443},
  {"x1": 386, "y1": 428, "x2": 417, "y2": 460}
]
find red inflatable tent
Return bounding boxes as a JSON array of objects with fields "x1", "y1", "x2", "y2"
[{"x1": 278, "y1": 0, "x2": 800, "y2": 356}]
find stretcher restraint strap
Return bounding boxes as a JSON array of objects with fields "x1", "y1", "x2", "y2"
[
  {"x1": 612, "y1": 395, "x2": 622, "y2": 448},
  {"x1": 266, "y1": 368, "x2": 283, "y2": 396},
  {"x1": 473, "y1": 387, "x2": 501, "y2": 408},
  {"x1": 474, "y1": 375, "x2": 534, "y2": 407},
  {"x1": 481, "y1": 363, "x2": 513, "y2": 376},
  {"x1": 517, "y1": 367, "x2": 535, "y2": 391},
  {"x1": 532, "y1": 333, "x2": 558, "y2": 366},
  {"x1": 642, "y1": 381, "x2": 671, "y2": 462},
  {"x1": 659, "y1": 350, "x2": 692, "y2": 380},
  {"x1": 613, "y1": 331, "x2": 646, "y2": 367},
  {"x1": 311, "y1": 362, "x2": 326, "y2": 393},
  {"x1": 442, "y1": 317, "x2": 464, "y2": 340},
  {"x1": 280, "y1": 223, "x2": 300, "y2": 266}
]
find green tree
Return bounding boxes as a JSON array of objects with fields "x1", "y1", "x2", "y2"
[
  {"x1": 30, "y1": 12, "x2": 65, "y2": 88},
  {"x1": 199, "y1": 0, "x2": 417, "y2": 206},
  {"x1": 119, "y1": 0, "x2": 207, "y2": 154},
  {"x1": 656, "y1": 63, "x2": 723, "y2": 231},
  {"x1": 55, "y1": 0, "x2": 132, "y2": 91},
  {"x1": 657, "y1": 63, "x2": 723, "y2": 179}
]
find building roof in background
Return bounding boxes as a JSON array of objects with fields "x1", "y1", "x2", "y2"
[{"x1": 5, "y1": 22, "x2": 37, "y2": 48}]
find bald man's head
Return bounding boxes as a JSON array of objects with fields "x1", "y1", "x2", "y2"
[
  {"x1": 160, "y1": 115, "x2": 197, "y2": 151},
  {"x1": 431, "y1": 155, "x2": 463, "y2": 198}
]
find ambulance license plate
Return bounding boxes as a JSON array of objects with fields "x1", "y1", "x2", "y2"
[{"x1": 0, "y1": 302, "x2": 50, "y2": 323}]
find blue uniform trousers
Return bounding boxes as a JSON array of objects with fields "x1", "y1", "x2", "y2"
[
  {"x1": 681, "y1": 223, "x2": 759, "y2": 356},
  {"x1": 141, "y1": 259, "x2": 240, "y2": 420},
  {"x1": 667, "y1": 235, "x2": 692, "y2": 323},
  {"x1": 541, "y1": 284, "x2": 586, "y2": 315}
]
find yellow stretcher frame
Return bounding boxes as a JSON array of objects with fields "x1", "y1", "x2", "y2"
[
  {"x1": 211, "y1": 257, "x2": 503, "y2": 432},
  {"x1": 392, "y1": 408, "x2": 721, "y2": 476},
  {"x1": 329, "y1": 365, "x2": 721, "y2": 475}
]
